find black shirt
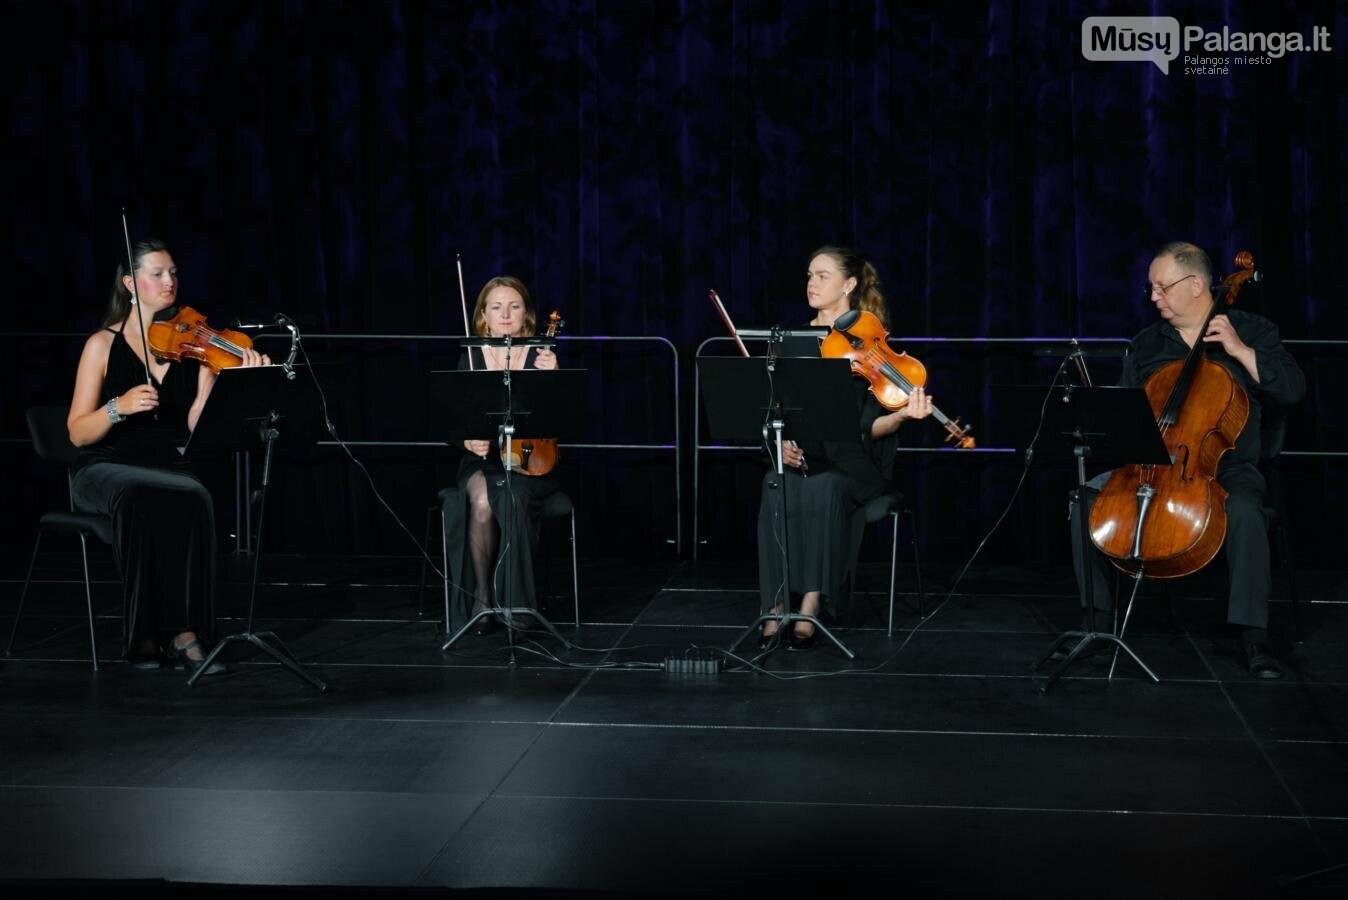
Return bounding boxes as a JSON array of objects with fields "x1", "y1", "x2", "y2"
[{"x1": 1119, "y1": 308, "x2": 1305, "y2": 466}]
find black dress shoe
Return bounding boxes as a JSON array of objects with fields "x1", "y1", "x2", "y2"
[
  {"x1": 786, "y1": 630, "x2": 817, "y2": 651},
  {"x1": 171, "y1": 639, "x2": 227, "y2": 676},
  {"x1": 1243, "y1": 641, "x2": 1283, "y2": 679},
  {"x1": 473, "y1": 615, "x2": 498, "y2": 636},
  {"x1": 126, "y1": 653, "x2": 163, "y2": 671}
]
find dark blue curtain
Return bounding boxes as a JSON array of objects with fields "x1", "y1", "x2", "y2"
[{"x1": 7, "y1": 0, "x2": 1345, "y2": 566}]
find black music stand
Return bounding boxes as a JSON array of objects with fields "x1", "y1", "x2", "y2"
[
  {"x1": 183, "y1": 366, "x2": 327, "y2": 691},
  {"x1": 993, "y1": 384, "x2": 1171, "y2": 692},
  {"x1": 430, "y1": 366, "x2": 587, "y2": 664},
  {"x1": 700, "y1": 355, "x2": 862, "y2": 659}
]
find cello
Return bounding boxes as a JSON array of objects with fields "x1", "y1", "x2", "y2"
[{"x1": 1088, "y1": 251, "x2": 1260, "y2": 578}]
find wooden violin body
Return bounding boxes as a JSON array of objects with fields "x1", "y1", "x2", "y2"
[
  {"x1": 502, "y1": 311, "x2": 563, "y2": 477},
  {"x1": 146, "y1": 306, "x2": 252, "y2": 374},
  {"x1": 820, "y1": 309, "x2": 975, "y2": 448},
  {"x1": 1088, "y1": 251, "x2": 1258, "y2": 579}
]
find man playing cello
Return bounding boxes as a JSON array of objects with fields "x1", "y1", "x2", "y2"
[{"x1": 1071, "y1": 242, "x2": 1305, "y2": 678}]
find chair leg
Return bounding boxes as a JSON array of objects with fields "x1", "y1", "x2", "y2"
[
  {"x1": 1274, "y1": 522, "x2": 1303, "y2": 644},
  {"x1": 904, "y1": 509, "x2": 925, "y2": 617},
  {"x1": 417, "y1": 505, "x2": 434, "y2": 618},
  {"x1": 440, "y1": 507, "x2": 451, "y2": 636},
  {"x1": 570, "y1": 509, "x2": 580, "y2": 630},
  {"x1": 6, "y1": 530, "x2": 44, "y2": 656},
  {"x1": 886, "y1": 511, "x2": 899, "y2": 638},
  {"x1": 78, "y1": 534, "x2": 99, "y2": 671}
]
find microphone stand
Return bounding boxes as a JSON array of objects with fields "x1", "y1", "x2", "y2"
[{"x1": 499, "y1": 335, "x2": 519, "y2": 668}]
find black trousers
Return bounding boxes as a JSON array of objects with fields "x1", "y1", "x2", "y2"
[{"x1": 1070, "y1": 463, "x2": 1271, "y2": 629}]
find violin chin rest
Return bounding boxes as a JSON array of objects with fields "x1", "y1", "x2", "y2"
[{"x1": 834, "y1": 309, "x2": 859, "y2": 330}]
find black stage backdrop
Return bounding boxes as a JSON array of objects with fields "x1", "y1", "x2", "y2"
[{"x1": 5, "y1": 1, "x2": 1345, "y2": 569}]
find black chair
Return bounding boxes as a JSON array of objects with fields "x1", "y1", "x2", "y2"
[
  {"x1": 6, "y1": 406, "x2": 113, "y2": 670},
  {"x1": 417, "y1": 485, "x2": 580, "y2": 630},
  {"x1": 1260, "y1": 408, "x2": 1302, "y2": 642},
  {"x1": 843, "y1": 490, "x2": 925, "y2": 636}
]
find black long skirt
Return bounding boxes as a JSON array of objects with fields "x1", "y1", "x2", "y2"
[
  {"x1": 70, "y1": 461, "x2": 216, "y2": 655},
  {"x1": 442, "y1": 459, "x2": 559, "y2": 634},
  {"x1": 757, "y1": 468, "x2": 873, "y2": 614}
]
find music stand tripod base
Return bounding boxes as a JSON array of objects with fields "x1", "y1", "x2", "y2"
[
  {"x1": 181, "y1": 366, "x2": 327, "y2": 693},
  {"x1": 728, "y1": 611, "x2": 855, "y2": 659},
  {"x1": 441, "y1": 607, "x2": 574, "y2": 653}
]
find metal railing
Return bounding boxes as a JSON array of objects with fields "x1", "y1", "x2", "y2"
[{"x1": 691, "y1": 334, "x2": 1347, "y2": 558}]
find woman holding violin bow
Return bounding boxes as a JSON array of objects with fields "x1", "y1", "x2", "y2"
[
  {"x1": 444, "y1": 275, "x2": 563, "y2": 636},
  {"x1": 756, "y1": 246, "x2": 945, "y2": 650},
  {"x1": 67, "y1": 238, "x2": 270, "y2": 674}
]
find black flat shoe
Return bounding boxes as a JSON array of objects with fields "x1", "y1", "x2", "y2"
[
  {"x1": 171, "y1": 639, "x2": 227, "y2": 676},
  {"x1": 757, "y1": 626, "x2": 781, "y2": 650},
  {"x1": 787, "y1": 630, "x2": 817, "y2": 651},
  {"x1": 473, "y1": 615, "x2": 498, "y2": 636},
  {"x1": 1243, "y1": 641, "x2": 1283, "y2": 680},
  {"x1": 126, "y1": 653, "x2": 163, "y2": 671}
]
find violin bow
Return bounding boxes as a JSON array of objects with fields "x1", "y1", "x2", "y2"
[
  {"x1": 708, "y1": 290, "x2": 750, "y2": 357},
  {"x1": 120, "y1": 208, "x2": 154, "y2": 387},
  {"x1": 456, "y1": 252, "x2": 475, "y2": 371}
]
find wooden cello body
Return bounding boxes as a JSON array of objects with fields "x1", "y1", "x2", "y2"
[
  {"x1": 1088, "y1": 356, "x2": 1248, "y2": 578},
  {"x1": 1088, "y1": 252, "x2": 1258, "y2": 579}
]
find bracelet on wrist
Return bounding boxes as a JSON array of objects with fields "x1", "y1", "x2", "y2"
[{"x1": 106, "y1": 398, "x2": 126, "y2": 424}]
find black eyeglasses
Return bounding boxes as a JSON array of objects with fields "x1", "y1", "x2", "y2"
[{"x1": 1144, "y1": 274, "x2": 1196, "y2": 299}]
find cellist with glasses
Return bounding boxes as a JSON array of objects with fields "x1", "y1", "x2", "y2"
[{"x1": 1070, "y1": 241, "x2": 1305, "y2": 678}]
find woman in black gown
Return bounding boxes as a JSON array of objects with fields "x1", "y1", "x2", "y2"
[
  {"x1": 443, "y1": 276, "x2": 561, "y2": 636},
  {"x1": 67, "y1": 239, "x2": 269, "y2": 673},
  {"x1": 757, "y1": 246, "x2": 933, "y2": 649}
]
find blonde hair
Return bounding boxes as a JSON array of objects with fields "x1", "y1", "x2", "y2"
[
  {"x1": 811, "y1": 245, "x2": 889, "y2": 328},
  {"x1": 472, "y1": 275, "x2": 536, "y2": 337}
]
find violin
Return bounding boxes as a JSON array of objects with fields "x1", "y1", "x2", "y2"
[
  {"x1": 501, "y1": 311, "x2": 563, "y2": 476},
  {"x1": 146, "y1": 307, "x2": 254, "y2": 374},
  {"x1": 820, "y1": 309, "x2": 976, "y2": 448},
  {"x1": 1088, "y1": 251, "x2": 1257, "y2": 578}
]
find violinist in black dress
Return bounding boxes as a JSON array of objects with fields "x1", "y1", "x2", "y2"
[
  {"x1": 442, "y1": 276, "x2": 562, "y2": 636},
  {"x1": 758, "y1": 247, "x2": 933, "y2": 649},
  {"x1": 66, "y1": 239, "x2": 269, "y2": 673}
]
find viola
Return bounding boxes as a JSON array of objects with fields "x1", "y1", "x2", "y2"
[
  {"x1": 146, "y1": 306, "x2": 254, "y2": 374},
  {"x1": 1088, "y1": 251, "x2": 1258, "y2": 578},
  {"x1": 820, "y1": 309, "x2": 976, "y2": 448},
  {"x1": 501, "y1": 311, "x2": 563, "y2": 476}
]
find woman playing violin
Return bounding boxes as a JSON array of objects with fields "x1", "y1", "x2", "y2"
[
  {"x1": 444, "y1": 275, "x2": 561, "y2": 636},
  {"x1": 758, "y1": 246, "x2": 932, "y2": 649},
  {"x1": 67, "y1": 239, "x2": 269, "y2": 673}
]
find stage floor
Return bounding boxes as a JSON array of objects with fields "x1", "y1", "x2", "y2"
[{"x1": 1, "y1": 554, "x2": 1346, "y2": 897}]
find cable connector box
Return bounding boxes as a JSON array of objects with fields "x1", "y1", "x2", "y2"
[{"x1": 664, "y1": 652, "x2": 721, "y2": 676}]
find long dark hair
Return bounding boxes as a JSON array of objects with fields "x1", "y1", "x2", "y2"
[
  {"x1": 810, "y1": 245, "x2": 889, "y2": 327},
  {"x1": 103, "y1": 238, "x2": 170, "y2": 327}
]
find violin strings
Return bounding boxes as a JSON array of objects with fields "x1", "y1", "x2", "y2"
[
  {"x1": 870, "y1": 351, "x2": 957, "y2": 429},
  {"x1": 190, "y1": 325, "x2": 246, "y2": 357}
]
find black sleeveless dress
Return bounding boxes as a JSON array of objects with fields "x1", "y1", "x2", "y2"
[
  {"x1": 441, "y1": 347, "x2": 561, "y2": 632},
  {"x1": 70, "y1": 328, "x2": 216, "y2": 654}
]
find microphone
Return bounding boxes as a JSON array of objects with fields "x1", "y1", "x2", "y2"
[{"x1": 231, "y1": 314, "x2": 289, "y2": 331}]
